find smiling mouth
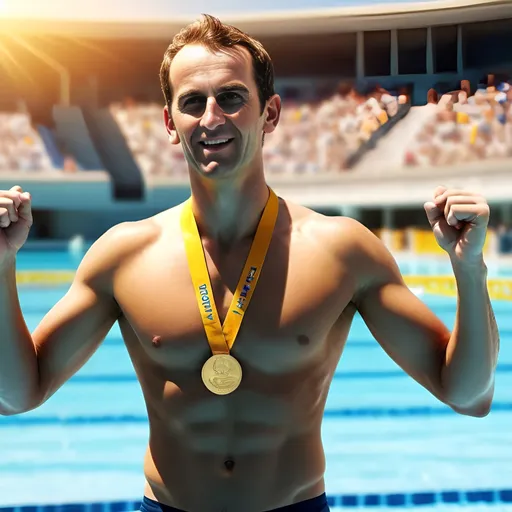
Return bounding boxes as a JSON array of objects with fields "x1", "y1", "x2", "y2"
[{"x1": 199, "y1": 138, "x2": 234, "y2": 149}]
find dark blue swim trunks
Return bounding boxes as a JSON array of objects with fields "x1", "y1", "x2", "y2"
[{"x1": 140, "y1": 493, "x2": 330, "y2": 512}]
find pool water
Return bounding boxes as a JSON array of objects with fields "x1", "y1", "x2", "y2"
[{"x1": 1, "y1": 251, "x2": 512, "y2": 510}]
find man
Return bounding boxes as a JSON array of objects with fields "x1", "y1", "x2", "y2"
[{"x1": 0, "y1": 14, "x2": 499, "y2": 512}]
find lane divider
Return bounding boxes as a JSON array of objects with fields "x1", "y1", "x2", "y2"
[
  {"x1": 2, "y1": 488, "x2": 512, "y2": 511},
  {"x1": 2, "y1": 401, "x2": 512, "y2": 426},
  {"x1": 404, "y1": 275, "x2": 512, "y2": 301},
  {"x1": 16, "y1": 271, "x2": 75, "y2": 286},
  {"x1": 15, "y1": 271, "x2": 512, "y2": 301}
]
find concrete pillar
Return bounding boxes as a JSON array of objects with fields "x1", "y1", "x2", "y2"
[
  {"x1": 380, "y1": 208, "x2": 395, "y2": 249},
  {"x1": 391, "y1": 30, "x2": 399, "y2": 76},
  {"x1": 426, "y1": 27, "x2": 434, "y2": 75},
  {"x1": 382, "y1": 208, "x2": 394, "y2": 229},
  {"x1": 457, "y1": 25, "x2": 464, "y2": 76},
  {"x1": 357, "y1": 32, "x2": 365, "y2": 79}
]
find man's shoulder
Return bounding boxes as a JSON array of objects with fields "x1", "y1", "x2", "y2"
[
  {"x1": 286, "y1": 202, "x2": 376, "y2": 252},
  {"x1": 76, "y1": 210, "x2": 176, "y2": 285},
  {"x1": 96, "y1": 217, "x2": 163, "y2": 259},
  {"x1": 286, "y1": 205, "x2": 398, "y2": 285},
  {"x1": 312, "y1": 214, "x2": 395, "y2": 266}
]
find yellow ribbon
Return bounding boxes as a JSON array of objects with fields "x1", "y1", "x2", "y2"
[{"x1": 180, "y1": 188, "x2": 279, "y2": 355}]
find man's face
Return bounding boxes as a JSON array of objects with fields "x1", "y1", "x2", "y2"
[{"x1": 164, "y1": 44, "x2": 280, "y2": 179}]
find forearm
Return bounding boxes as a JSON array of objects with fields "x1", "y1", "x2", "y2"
[
  {"x1": 441, "y1": 257, "x2": 499, "y2": 408},
  {"x1": 0, "y1": 263, "x2": 40, "y2": 415}
]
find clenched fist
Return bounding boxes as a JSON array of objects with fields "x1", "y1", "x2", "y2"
[
  {"x1": 424, "y1": 186, "x2": 490, "y2": 265},
  {"x1": 0, "y1": 186, "x2": 33, "y2": 269}
]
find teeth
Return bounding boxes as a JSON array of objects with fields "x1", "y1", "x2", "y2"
[{"x1": 203, "y1": 139, "x2": 229, "y2": 146}]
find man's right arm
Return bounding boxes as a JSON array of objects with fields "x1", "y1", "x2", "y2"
[{"x1": 0, "y1": 227, "x2": 123, "y2": 415}]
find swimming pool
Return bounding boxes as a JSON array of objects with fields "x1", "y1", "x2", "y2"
[{"x1": 1, "y1": 250, "x2": 512, "y2": 510}]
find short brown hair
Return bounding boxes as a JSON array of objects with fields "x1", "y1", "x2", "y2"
[{"x1": 159, "y1": 14, "x2": 275, "y2": 114}]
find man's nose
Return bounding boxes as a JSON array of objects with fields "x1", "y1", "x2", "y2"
[{"x1": 200, "y1": 97, "x2": 225, "y2": 131}]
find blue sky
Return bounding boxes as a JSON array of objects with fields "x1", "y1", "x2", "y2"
[{"x1": 0, "y1": 0, "x2": 443, "y2": 20}]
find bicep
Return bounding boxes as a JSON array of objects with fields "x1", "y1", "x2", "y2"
[
  {"x1": 356, "y1": 279, "x2": 451, "y2": 399},
  {"x1": 32, "y1": 278, "x2": 120, "y2": 404},
  {"x1": 349, "y1": 222, "x2": 451, "y2": 400},
  {"x1": 31, "y1": 233, "x2": 123, "y2": 405}
]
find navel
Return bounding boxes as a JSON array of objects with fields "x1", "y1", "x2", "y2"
[
  {"x1": 224, "y1": 458, "x2": 235, "y2": 472},
  {"x1": 297, "y1": 334, "x2": 310, "y2": 346}
]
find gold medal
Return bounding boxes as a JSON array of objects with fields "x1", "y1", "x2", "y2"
[
  {"x1": 180, "y1": 188, "x2": 279, "y2": 395},
  {"x1": 201, "y1": 354, "x2": 243, "y2": 395}
]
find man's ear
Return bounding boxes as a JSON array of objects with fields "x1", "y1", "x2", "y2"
[
  {"x1": 262, "y1": 94, "x2": 282, "y2": 135},
  {"x1": 164, "y1": 105, "x2": 180, "y2": 144}
]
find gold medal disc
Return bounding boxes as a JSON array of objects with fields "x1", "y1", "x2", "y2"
[{"x1": 201, "y1": 354, "x2": 242, "y2": 395}]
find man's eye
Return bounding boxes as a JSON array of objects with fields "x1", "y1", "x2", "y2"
[
  {"x1": 219, "y1": 92, "x2": 241, "y2": 100},
  {"x1": 218, "y1": 92, "x2": 243, "y2": 104},
  {"x1": 217, "y1": 92, "x2": 244, "y2": 113},
  {"x1": 184, "y1": 97, "x2": 205, "y2": 107}
]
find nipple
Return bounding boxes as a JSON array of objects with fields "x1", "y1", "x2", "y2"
[
  {"x1": 297, "y1": 334, "x2": 310, "y2": 346},
  {"x1": 152, "y1": 335, "x2": 162, "y2": 348}
]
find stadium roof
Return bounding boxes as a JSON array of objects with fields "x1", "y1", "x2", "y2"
[
  {"x1": 0, "y1": 0, "x2": 446, "y2": 19},
  {"x1": 0, "y1": 0, "x2": 511, "y2": 39}
]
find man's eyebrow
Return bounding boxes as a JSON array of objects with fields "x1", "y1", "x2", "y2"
[{"x1": 177, "y1": 84, "x2": 250, "y2": 103}]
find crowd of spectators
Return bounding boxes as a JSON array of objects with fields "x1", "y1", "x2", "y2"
[
  {"x1": 0, "y1": 113, "x2": 55, "y2": 173},
  {"x1": 404, "y1": 75, "x2": 512, "y2": 168},
  {"x1": 4, "y1": 73, "x2": 512, "y2": 178},
  {"x1": 262, "y1": 83, "x2": 406, "y2": 175},
  {"x1": 111, "y1": 98, "x2": 188, "y2": 178},
  {"x1": 0, "y1": 112, "x2": 81, "y2": 174}
]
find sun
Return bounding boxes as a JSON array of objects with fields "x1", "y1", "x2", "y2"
[
  {"x1": 0, "y1": 0, "x2": 10, "y2": 16},
  {"x1": 0, "y1": 0, "x2": 23, "y2": 17}
]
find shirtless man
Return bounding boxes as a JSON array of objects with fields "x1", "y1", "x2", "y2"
[{"x1": 0, "y1": 15, "x2": 499, "y2": 512}]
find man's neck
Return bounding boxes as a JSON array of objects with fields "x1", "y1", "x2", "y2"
[{"x1": 189, "y1": 174, "x2": 270, "y2": 246}]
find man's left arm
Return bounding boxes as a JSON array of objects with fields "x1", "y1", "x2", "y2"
[
  {"x1": 441, "y1": 256, "x2": 498, "y2": 415},
  {"x1": 350, "y1": 187, "x2": 499, "y2": 417}
]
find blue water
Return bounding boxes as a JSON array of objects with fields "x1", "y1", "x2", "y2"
[{"x1": 2, "y1": 251, "x2": 512, "y2": 509}]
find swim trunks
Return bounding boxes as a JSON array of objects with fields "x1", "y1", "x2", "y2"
[{"x1": 140, "y1": 493, "x2": 330, "y2": 511}]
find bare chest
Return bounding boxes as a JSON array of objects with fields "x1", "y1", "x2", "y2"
[{"x1": 114, "y1": 236, "x2": 356, "y2": 380}]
